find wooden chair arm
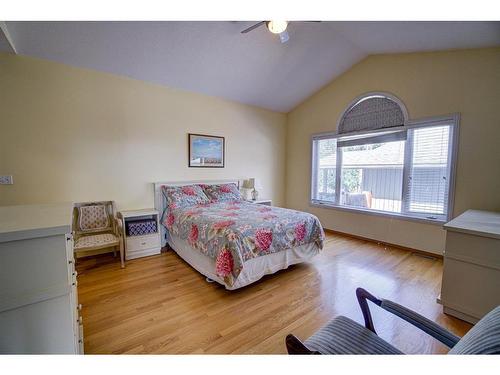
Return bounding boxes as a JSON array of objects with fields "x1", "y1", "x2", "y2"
[
  {"x1": 356, "y1": 287, "x2": 382, "y2": 333},
  {"x1": 285, "y1": 334, "x2": 319, "y2": 354},
  {"x1": 356, "y1": 287, "x2": 460, "y2": 348},
  {"x1": 114, "y1": 216, "x2": 124, "y2": 237}
]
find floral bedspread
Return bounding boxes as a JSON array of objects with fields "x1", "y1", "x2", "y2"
[{"x1": 164, "y1": 201, "x2": 324, "y2": 287}]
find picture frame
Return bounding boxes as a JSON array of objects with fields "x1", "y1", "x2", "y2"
[{"x1": 188, "y1": 133, "x2": 225, "y2": 168}]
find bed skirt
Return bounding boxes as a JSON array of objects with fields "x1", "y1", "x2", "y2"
[{"x1": 167, "y1": 233, "x2": 320, "y2": 290}]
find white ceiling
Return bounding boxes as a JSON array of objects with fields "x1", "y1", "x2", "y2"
[{"x1": 2, "y1": 21, "x2": 499, "y2": 112}]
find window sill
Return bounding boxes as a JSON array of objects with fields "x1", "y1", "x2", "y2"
[{"x1": 309, "y1": 202, "x2": 448, "y2": 226}]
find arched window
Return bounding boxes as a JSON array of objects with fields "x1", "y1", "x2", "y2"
[
  {"x1": 337, "y1": 93, "x2": 408, "y2": 134},
  {"x1": 311, "y1": 92, "x2": 458, "y2": 223}
]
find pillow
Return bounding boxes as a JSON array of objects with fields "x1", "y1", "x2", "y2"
[
  {"x1": 202, "y1": 183, "x2": 243, "y2": 203},
  {"x1": 162, "y1": 184, "x2": 210, "y2": 209}
]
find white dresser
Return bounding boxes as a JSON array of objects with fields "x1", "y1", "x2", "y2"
[
  {"x1": 440, "y1": 209, "x2": 500, "y2": 324},
  {"x1": 0, "y1": 203, "x2": 83, "y2": 354}
]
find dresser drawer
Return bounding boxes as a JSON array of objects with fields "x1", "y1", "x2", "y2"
[{"x1": 126, "y1": 234, "x2": 160, "y2": 250}]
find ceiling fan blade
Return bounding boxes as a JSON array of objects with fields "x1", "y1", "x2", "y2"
[
  {"x1": 240, "y1": 21, "x2": 266, "y2": 34},
  {"x1": 279, "y1": 31, "x2": 289, "y2": 43}
]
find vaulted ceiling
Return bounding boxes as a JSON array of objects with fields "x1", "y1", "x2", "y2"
[{"x1": 2, "y1": 21, "x2": 499, "y2": 112}]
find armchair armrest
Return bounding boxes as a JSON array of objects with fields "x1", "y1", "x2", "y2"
[
  {"x1": 356, "y1": 288, "x2": 460, "y2": 348},
  {"x1": 114, "y1": 216, "x2": 124, "y2": 237},
  {"x1": 285, "y1": 334, "x2": 319, "y2": 355},
  {"x1": 72, "y1": 229, "x2": 80, "y2": 241}
]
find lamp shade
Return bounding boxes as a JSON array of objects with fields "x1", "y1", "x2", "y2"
[{"x1": 243, "y1": 178, "x2": 255, "y2": 190}]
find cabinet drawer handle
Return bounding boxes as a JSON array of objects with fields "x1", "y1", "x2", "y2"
[{"x1": 141, "y1": 242, "x2": 146, "y2": 245}]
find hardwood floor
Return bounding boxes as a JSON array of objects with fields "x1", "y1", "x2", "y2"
[{"x1": 76, "y1": 232, "x2": 471, "y2": 354}]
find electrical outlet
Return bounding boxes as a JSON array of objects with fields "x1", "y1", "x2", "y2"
[{"x1": 0, "y1": 175, "x2": 13, "y2": 185}]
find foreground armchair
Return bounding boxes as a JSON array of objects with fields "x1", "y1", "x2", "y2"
[{"x1": 286, "y1": 288, "x2": 500, "y2": 354}]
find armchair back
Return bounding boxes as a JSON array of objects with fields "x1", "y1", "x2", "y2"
[{"x1": 73, "y1": 201, "x2": 118, "y2": 237}]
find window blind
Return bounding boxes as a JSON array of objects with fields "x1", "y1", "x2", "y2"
[
  {"x1": 338, "y1": 96, "x2": 405, "y2": 134},
  {"x1": 337, "y1": 129, "x2": 407, "y2": 148},
  {"x1": 404, "y1": 125, "x2": 453, "y2": 218},
  {"x1": 311, "y1": 138, "x2": 337, "y2": 204}
]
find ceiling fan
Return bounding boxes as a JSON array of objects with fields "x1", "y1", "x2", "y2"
[{"x1": 240, "y1": 21, "x2": 320, "y2": 43}]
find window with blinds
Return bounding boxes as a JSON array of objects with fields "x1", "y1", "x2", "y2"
[
  {"x1": 312, "y1": 138, "x2": 337, "y2": 204},
  {"x1": 311, "y1": 117, "x2": 458, "y2": 222},
  {"x1": 405, "y1": 125, "x2": 452, "y2": 219}
]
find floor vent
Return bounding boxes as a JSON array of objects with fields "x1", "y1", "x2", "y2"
[{"x1": 412, "y1": 252, "x2": 438, "y2": 260}]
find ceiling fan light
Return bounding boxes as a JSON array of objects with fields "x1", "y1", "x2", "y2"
[{"x1": 267, "y1": 21, "x2": 288, "y2": 34}]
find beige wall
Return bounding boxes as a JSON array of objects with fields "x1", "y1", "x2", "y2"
[
  {"x1": 0, "y1": 54, "x2": 287, "y2": 210},
  {"x1": 286, "y1": 48, "x2": 500, "y2": 254},
  {"x1": 2, "y1": 49, "x2": 499, "y2": 254}
]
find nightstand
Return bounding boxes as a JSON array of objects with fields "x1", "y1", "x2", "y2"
[
  {"x1": 247, "y1": 199, "x2": 272, "y2": 206},
  {"x1": 118, "y1": 209, "x2": 161, "y2": 260}
]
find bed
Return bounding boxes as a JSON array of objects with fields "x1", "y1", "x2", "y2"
[{"x1": 153, "y1": 180, "x2": 324, "y2": 290}]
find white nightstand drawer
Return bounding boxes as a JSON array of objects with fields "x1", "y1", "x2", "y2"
[{"x1": 126, "y1": 234, "x2": 160, "y2": 252}]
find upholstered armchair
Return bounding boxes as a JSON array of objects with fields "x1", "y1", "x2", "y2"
[
  {"x1": 72, "y1": 201, "x2": 125, "y2": 268},
  {"x1": 286, "y1": 288, "x2": 500, "y2": 354}
]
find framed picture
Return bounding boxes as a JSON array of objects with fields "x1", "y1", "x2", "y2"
[{"x1": 188, "y1": 133, "x2": 225, "y2": 168}]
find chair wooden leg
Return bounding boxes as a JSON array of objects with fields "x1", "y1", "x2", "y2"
[
  {"x1": 119, "y1": 239, "x2": 125, "y2": 268},
  {"x1": 113, "y1": 247, "x2": 117, "y2": 257}
]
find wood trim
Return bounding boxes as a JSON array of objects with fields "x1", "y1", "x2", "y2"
[{"x1": 323, "y1": 228, "x2": 443, "y2": 259}]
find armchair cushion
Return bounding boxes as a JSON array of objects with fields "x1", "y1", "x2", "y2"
[
  {"x1": 448, "y1": 306, "x2": 500, "y2": 354},
  {"x1": 79, "y1": 205, "x2": 109, "y2": 232},
  {"x1": 304, "y1": 316, "x2": 402, "y2": 354},
  {"x1": 74, "y1": 233, "x2": 119, "y2": 250}
]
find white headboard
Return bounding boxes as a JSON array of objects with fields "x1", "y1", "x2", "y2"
[{"x1": 153, "y1": 179, "x2": 241, "y2": 247}]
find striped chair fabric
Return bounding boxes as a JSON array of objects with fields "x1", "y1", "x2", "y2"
[
  {"x1": 380, "y1": 299, "x2": 460, "y2": 348},
  {"x1": 448, "y1": 306, "x2": 500, "y2": 354},
  {"x1": 288, "y1": 286, "x2": 500, "y2": 355},
  {"x1": 304, "y1": 316, "x2": 402, "y2": 354}
]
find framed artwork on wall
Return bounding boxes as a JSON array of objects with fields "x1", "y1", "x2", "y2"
[{"x1": 188, "y1": 133, "x2": 225, "y2": 168}]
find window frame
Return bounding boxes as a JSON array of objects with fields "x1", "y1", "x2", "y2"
[{"x1": 310, "y1": 113, "x2": 460, "y2": 225}]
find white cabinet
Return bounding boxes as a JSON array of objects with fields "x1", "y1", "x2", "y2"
[
  {"x1": 440, "y1": 210, "x2": 500, "y2": 324},
  {"x1": 0, "y1": 203, "x2": 83, "y2": 354},
  {"x1": 119, "y1": 209, "x2": 161, "y2": 260}
]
